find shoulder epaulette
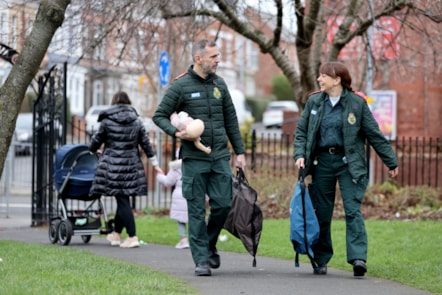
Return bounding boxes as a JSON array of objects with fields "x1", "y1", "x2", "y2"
[
  {"x1": 307, "y1": 90, "x2": 321, "y2": 97},
  {"x1": 354, "y1": 91, "x2": 367, "y2": 101},
  {"x1": 174, "y1": 71, "x2": 188, "y2": 81}
]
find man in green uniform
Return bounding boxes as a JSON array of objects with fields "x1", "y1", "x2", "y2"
[{"x1": 153, "y1": 39, "x2": 246, "y2": 276}]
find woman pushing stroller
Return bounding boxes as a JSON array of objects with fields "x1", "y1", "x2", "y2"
[{"x1": 88, "y1": 91, "x2": 162, "y2": 248}]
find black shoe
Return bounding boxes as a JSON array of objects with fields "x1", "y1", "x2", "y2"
[
  {"x1": 353, "y1": 260, "x2": 367, "y2": 277},
  {"x1": 195, "y1": 262, "x2": 211, "y2": 276},
  {"x1": 208, "y1": 250, "x2": 220, "y2": 269},
  {"x1": 313, "y1": 264, "x2": 327, "y2": 275}
]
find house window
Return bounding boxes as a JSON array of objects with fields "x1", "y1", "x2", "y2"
[
  {"x1": 93, "y1": 25, "x2": 106, "y2": 61},
  {"x1": 11, "y1": 16, "x2": 17, "y2": 47},
  {"x1": 93, "y1": 80, "x2": 103, "y2": 105},
  {"x1": 0, "y1": 12, "x2": 7, "y2": 43},
  {"x1": 247, "y1": 41, "x2": 258, "y2": 70}
]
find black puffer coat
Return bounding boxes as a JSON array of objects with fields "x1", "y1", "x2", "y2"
[{"x1": 88, "y1": 104, "x2": 156, "y2": 197}]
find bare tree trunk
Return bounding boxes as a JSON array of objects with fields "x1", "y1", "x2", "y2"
[
  {"x1": 295, "y1": 0, "x2": 322, "y2": 107},
  {"x1": 0, "y1": 0, "x2": 71, "y2": 179}
]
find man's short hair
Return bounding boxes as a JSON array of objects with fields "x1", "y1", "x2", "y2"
[{"x1": 192, "y1": 39, "x2": 217, "y2": 60}]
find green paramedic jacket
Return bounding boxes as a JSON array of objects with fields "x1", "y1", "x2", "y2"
[
  {"x1": 293, "y1": 88, "x2": 398, "y2": 182},
  {"x1": 153, "y1": 65, "x2": 245, "y2": 161}
]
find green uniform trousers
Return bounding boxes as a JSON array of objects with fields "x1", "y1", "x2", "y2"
[
  {"x1": 311, "y1": 151, "x2": 369, "y2": 265},
  {"x1": 181, "y1": 158, "x2": 232, "y2": 265}
]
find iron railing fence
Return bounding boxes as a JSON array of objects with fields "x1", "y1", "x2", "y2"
[
  {"x1": 242, "y1": 131, "x2": 441, "y2": 189},
  {"x1": 2, "y1": 118, "x2": 440, "y2": 220},
  {"x1": 67, "y1": 118, "x2": 441, "y2": 189},
  {"x1": 379, "y1": 136, "x2": 440, "y2": 188}
]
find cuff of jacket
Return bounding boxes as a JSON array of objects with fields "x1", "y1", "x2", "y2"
[{"x1": 149, "y1": 156, "x2": 159, "y2": 167}]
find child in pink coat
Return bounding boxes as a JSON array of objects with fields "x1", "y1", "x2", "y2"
[{"x1": 156, "y1": 158, "x2": 189, "y2": 249}]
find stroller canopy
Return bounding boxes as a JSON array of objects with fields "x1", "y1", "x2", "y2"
[
  {"x1": 54, "y1": 144, "x2": 93, "y2": 171},
  {"x1": 53, "y1": 144, "x2": 98, "y2": 198}
]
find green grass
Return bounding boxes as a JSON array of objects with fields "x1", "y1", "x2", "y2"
[
  {"x1": 0, "y1": 240, "x2": 197, "y2": 295},
  {"x1": 1, "y1": 217, "x2": 441, "y2": 294}
]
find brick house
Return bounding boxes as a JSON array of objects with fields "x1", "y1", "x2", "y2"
[{"x1": 322, "y1": 1, "x2": 441, "y2": 138}]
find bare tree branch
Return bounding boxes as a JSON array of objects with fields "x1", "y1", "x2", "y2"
[
  {"x1": 295, "y1": 0, "x2": 322, "y2": 103},
  {"x1": 328, "y1": 0, "x2": 365, "y2": 60},
  {"x1": 272, "y1": 0, "x2": 283, "y2": 47}
]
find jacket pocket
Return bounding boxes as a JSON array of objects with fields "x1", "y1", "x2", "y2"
[{"x1": 182, "y1": 176, "x2": 195, "y2": 201}]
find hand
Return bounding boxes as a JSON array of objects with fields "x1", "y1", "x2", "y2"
[
  {"x1": 388, "y1": 167, "x2": 398, "y2": 178},
  {"x1": 176, "y1": 130, "x2": 189, "y2": 140},
  {"x1": 235, "y1": 154, "x2": 246, "y2": 170},
  {"x1": 154, "y1": 166, "x2": 164, "y2": 174},
  {"x1": 295, "y1": 158, "x2": 305, "y2": 169}
]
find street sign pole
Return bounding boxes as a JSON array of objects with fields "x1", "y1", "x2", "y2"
[
  {"x1": 367, "y1": 0, "x2": 374, "y2": 186},
  {"x1": 156, "y1": 51, "x2": 170, "y2": 206}
]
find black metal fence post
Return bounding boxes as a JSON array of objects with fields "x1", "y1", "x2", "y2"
[
  {"x1": 31, "y1": 65, "x2": 67, "y2": 226},
  {"x1": 251, "y1": 130, "x2": 256, "y2": 172}
]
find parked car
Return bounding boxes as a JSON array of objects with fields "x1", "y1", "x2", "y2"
[
  {"x1": 85, "y1": 104, "x2": 157, "y2": 135},
  {"x1": 14, "y1": 113, "x2": 34, "y2": 155},
  {"x1": 230, "y1": 88, "x2": 253, "y2": 125},
  {"x1": 13, "y1": 113, "x2": 64, "y2": 155},
  {"x1": 262, "y1": 100, "x2": 299, "y2": 129},
  {"x1": 85, "y1": 105, "x2": 109, "y2": 135}
]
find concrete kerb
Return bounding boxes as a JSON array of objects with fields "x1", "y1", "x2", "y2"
[{"x1": 9, "y1": 187, "x2": 32, "y2": 196}]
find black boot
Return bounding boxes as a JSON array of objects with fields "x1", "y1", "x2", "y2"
[
  {"x1": 208, "y1": 250, "x2": 220, "y2": 269},
  {"x1": 352, "y1": 260, "x2": 367, "y2": 277},
  {"x1": 313, "y1": 264, "x2": 327, "y2": 275},
  {"x1": 195, "y1": 262, "x2": 211, "y2": 276}
]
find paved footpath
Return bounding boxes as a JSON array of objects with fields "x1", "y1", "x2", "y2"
[{"x1": 0, "y1": 202, "x2": 432, "y2": 295}]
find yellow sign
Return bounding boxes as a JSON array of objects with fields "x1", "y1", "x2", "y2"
[{"x1": 366, "y1": 96, "x2": 374, "y2": 104}]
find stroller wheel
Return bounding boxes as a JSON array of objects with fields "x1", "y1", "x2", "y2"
[
  {"x1": 49, "y1": 219, "x2": 61, "y2": 244},
  {"x1": 58, "y1": 219, "x2": 73, "y2": 246},
  {"x1": 81, "y1": 235, "x2": 92, "y2": 244}
]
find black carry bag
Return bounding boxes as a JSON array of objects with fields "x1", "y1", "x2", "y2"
[
  {"x1": 223, "y1": 168, "x2": 263, "y2": 267},
  {"x1": 289, "y1": 168, "x2": 319, "y2": 270}
]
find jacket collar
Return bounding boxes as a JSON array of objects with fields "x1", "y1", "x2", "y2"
[
  {"x1": 188, "y1": 65, "x2": 218, "y2": 84},
  {"x1": 312, "y1": 88, "x2": 350, "y2": 107}
]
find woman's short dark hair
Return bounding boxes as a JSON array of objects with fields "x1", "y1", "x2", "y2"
[
  {"x1": 319, "y1": 62, "x2": 353, "y2": 91},
  {"x1": 111, "y1": 91, "x2": 132, "y2": 105}
]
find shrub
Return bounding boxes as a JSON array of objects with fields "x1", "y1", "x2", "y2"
[
  {"x1": 240, "y1": 117, "x2": 255, "y2": 149},
  {"x1": 249, "y1": 171, "x2": 442, "y2": 220}
]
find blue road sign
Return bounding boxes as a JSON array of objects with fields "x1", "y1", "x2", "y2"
[{"x1": 159, "y1": 51, "x2": 170, "y2": 87}]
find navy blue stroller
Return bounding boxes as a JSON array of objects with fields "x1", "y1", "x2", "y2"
[{"x1": 50, "y1": 144, "x2": 113, "y2": 245}]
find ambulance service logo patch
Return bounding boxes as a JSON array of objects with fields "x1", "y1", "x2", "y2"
[
  {"x1": 348, "y1": 112, "x2": 356, "y2": 125},
  {"x1": 213, "y1": 87, "x2": 221, "y2": 99}
]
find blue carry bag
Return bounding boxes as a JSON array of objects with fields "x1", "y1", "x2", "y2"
[{"x1": 290, "y1": 168, "x2": 319, "y2": 269}]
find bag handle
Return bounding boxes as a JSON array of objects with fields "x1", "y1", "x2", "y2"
[
  {"x1": 236, "y1": 167, "x2": 249, "y2": 184},
  {"x1": 298, "y1": 167, "x2": 306, "y2": 182}
]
